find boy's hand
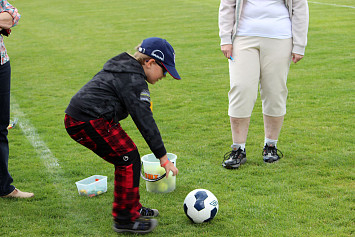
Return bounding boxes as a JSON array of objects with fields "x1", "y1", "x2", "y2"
[{"x1": 160, "y1": 154, "x2": 178, "y2": 178}]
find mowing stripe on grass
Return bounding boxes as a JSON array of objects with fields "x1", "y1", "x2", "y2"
[
  {"x1": 10, "y1": 99, "x2": 60, "y2": 173},
  {"x1": 309, "y1": 1, "x2": 355, "y2": 9},
  {"x1": 11, "y1": 98, "x2": 95, "y2": 227}
]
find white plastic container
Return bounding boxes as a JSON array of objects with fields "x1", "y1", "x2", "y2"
[
  {"x1": 141, "y1": 153, "x2": 177, "y2": 193},
  {"x1": 75, "y1": 175, "x2": 107, "y2": 197}
]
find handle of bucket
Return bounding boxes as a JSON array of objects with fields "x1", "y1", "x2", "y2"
[{"x1": 140, "y1": 162, "x2": 166, "y2": 182}]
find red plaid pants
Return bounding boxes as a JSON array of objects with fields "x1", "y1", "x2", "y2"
[{"x1": 64, "y1": 114, "x2": 142, "y2": 223}]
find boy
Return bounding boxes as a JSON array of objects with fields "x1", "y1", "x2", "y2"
[{"x1": 64, "y1": 37, "x2": 180, "y2": 234}]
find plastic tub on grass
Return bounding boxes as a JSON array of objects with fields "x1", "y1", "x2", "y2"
[{"x1": 75, "y1": 175, "x2": 107, "y2": 197}]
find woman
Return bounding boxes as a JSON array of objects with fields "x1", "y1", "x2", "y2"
[
  {"x1": 219, "y1": 0, "x2": 309, "y2": 169},
  {"x1": 0, "y1": 1, "x2": 34, "y2": 198}
]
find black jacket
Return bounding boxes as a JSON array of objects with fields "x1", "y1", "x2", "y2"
[{"x1": 65, "y1": 53, "x2": 166, "y2": 158}]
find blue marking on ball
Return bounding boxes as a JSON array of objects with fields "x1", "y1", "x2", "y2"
[{"x1": 194, "y1": 191, "x2": 208, "y2": 211}]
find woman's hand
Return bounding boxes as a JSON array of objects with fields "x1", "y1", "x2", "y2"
[
  {"x1": 0, "y1": 12, "x2": 13, "y2": 29},
  {"x1": 221, "y1": 44, "x2": 233, "y2": 59},
  {"x1": 292, "y1": 53, "x2": 304, "y2": 63},
  {"x1": 160, "y1": 154, "x2": 178, "y2": 178}
]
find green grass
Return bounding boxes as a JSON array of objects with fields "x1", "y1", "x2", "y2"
[{"x1": 1, "y1": 0, "x2": 354, "y2": 236}]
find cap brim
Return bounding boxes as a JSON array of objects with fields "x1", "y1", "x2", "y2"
[{"x1": 162, "y1": 63, "x2": 181, "y2": 80}]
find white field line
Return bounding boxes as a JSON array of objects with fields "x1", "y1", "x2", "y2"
[
  {"x1": 10, "y1": 100, "x2": 86, "y2": 224},
  {"x1": 10, "y1": 99, "x2": 92, "y2": 223},
  {"x1": 10, "y1": 101, "x2": 60, "y2": 173},
  {"x1": 308, "y1": 1, "x2": 355, "y2": 9}
]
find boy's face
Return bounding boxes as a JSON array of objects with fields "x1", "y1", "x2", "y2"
[{"x1": 144, "y1": 59, "x2": 167, "y2": 84}]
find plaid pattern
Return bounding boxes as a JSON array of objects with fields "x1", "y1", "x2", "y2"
[
  {"x1": 113, "y1": 158, "x2": 142, "y2": 223},
  {"x1": 64, "y1": 114, "x2": 142, "y2": 222},
  {"x1": 65, "y1": 115, "x2": 137, "y2": 160}
]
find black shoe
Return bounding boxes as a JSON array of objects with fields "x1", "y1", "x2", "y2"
[
  {"x1": 222, "y1": 147, "x2": 247, "y2": 169},
  {"x1": 112, "y1": 217, "x2": 158, "y2": 234},
  {"x1": 263, "y1": 143, "x2": 283, "y2": 163},
  {"x1": 139, "y1": 206, "x2": 159, "y2": 217}
]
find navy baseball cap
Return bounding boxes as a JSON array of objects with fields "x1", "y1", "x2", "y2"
[{"x1": 138, "y1": 37, "x2": 181, "y2": 80}]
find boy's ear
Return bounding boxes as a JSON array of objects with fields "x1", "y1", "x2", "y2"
[{"x1": 145, "y1": 58, "x2": 155, "y2": 67}]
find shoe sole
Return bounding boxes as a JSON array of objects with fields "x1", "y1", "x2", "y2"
[
  {"x1": 222, "y1": 158, "x2": 247, "y2": 169},
  {"x1": 112, "y1": 219, "x2": 158, "y2": 234},
  {"x1": 263, "y1": 157, "x2": 280, "y2": 163}
]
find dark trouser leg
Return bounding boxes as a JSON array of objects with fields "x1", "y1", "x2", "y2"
[{"x1": 0, "y1": 61, "x2": 15, "y2": 196}]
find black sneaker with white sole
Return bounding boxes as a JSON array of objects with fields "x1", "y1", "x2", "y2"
[
  {"x1": 112, "y1": 217, "x2": 158, "y2": 234},
  {"x1": 139, "y1": 206, "x2": 159, "y2": 217},
  {"x1": 222, "y1": 147, "x2": 247, "y2": 169},
  {"x1": 263, "y1": 143, "x2": 283, "y2": 163}
]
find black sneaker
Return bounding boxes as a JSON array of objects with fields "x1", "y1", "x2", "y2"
[
  {"x1": 222, "y1": 147, "x2": 247, "y2": 169},
  {"x1": 263, "y1": 143, "x2": 283, "y2": 163},
  {"x1": 112, "y1": 217, "x2": 158, "y2": 234},
  {"x1": 139, "y1": 206, "x2": 159, "y2": 217}
]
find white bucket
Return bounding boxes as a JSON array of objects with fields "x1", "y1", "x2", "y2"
[{"x1": 141, "y1": 153, "x2": 177, "y2": 193}]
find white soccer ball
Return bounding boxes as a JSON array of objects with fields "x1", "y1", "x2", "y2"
[{"x1": 183, "y1": 189, "x2": 219, "y2": 223}]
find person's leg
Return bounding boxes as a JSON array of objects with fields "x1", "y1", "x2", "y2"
[
  {"x1": 230, "y1": 117, "x2": 250, "y2": 144},
  {"x1": 260, "y1": 37, "x2": 292, "y2": 136},
  {"x1": 263, "y1": 115, "x2": 284, "y2": 141},
  {"x1": 223, "y1": 37, "x2": 261, "y2": 169},
  {"x1": 0, "y1": 61, "x2": 15, "y2": 196},
  {"x1": 262, "y1": 115, "x2": 285, "y2": 162},
  {"x1": 260, "y1": 38, "x2": 292, "y2": 119},
  {"x1": 112, "y1": 149, "x2": 141, "y2": 224},
  {"x1": 110, "y1": 150, "x2": 157, "y2": 234},
  {"x1": 0, "y1": 62, "x2": 34, "y2": 198},
  {"x1": 65, "y1": 115, "x2": 157, "y2": 233},
  {"x1": 65, "y1": 116, "x2": 140, "y2": 220},
  {"x1": 222, "y1": 117, "x2": 250, "y2": 169},
  {"x1": 228, "y1": 37, "x2": 260, "y2": 119},
  {"x1": 229, "y1": 37, "x2": 261, "y2": 143},
  {"x1": 260, "y1": 38, "x2": 292, "y2": 162}
]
